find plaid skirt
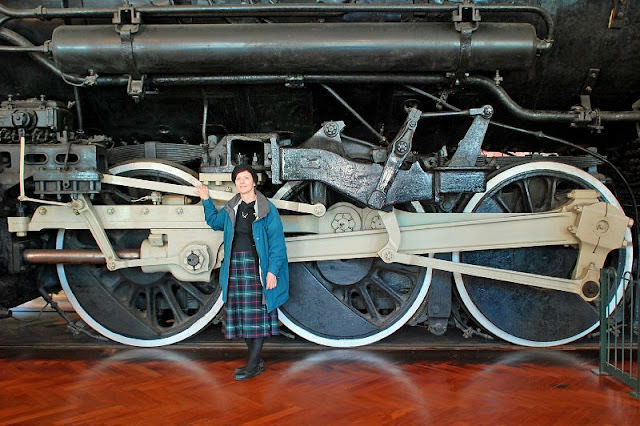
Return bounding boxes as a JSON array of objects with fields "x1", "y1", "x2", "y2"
[{"x1": 223, "y1": 250, "x2": 279, "y2": 339}]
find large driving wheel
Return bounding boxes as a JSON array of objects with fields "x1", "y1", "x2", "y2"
[
  {"x1": 274, "y1": 182, "x2": 432, "y2": 347},
  {"x1": 453, "y1": 161, "x2": 633, "y2": 346},
  {"x1": 57, "y1": 161, "x2": 223, "y2": 346}
]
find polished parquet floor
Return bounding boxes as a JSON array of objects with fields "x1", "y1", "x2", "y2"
[{"x1": 1, "y1": 299, "x2": 639, "y2": 425}]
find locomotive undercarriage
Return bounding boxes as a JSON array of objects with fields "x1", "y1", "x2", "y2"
[
  {"x1": 3, "y1": 115, "x2": 633, "y2": 347},
  {"x1": 1, "y1": 1, "x2": 639, "y2": 348}
]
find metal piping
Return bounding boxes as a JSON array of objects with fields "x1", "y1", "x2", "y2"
[
  {"x1": 0, "y1": 3, "x2": 554, "y2": 41},
  {"x1": 23, "y1": 249, "x2": 140, "y2": 264},
  {"x1": 73, "y1": 86, "x2": 84, "y2": 134},
  {"x1": 321, "y1": 84, "x2": 386, "y2": 143},
  {"x1": 151, "y1": 74, "x2": 450, "y2": 86},
  {"x1": 0, "y1": 27, "x2": 85, "y2": 85},
  {"x1": 0, "y1": 45, "x2": 48, "y2": 53},
  {"x1": 92, "y1": 73, "x2": 640, "y2": 124},
  {"x1": 464, "y1": 75, "x2": 640, "y2": 123}
]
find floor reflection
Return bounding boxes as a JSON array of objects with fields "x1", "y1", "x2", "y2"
[{"x1": 267, "y1": 349, "x2": 432, "y2": 422}]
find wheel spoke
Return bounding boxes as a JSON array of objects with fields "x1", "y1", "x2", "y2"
[
  {"x1": 518, "y1": 179, "x2": 535, "y2": 212},
  {"x1": 124, "y1": 284, "x2": 138, "y2": 309},
  {"x1": 171, "y1": 277, "x2": 207, "y2": 306},
  {"x1": 159, "y1": 282, "x2": 186, "y2": 324},
  {"x1": 146, "y1": 288, "x2": 158, "y2": 328},
  {"x1": 546, "y1": 176, "x2": 559, "y2": 210},
  {"x1": 358, "y1": 285, "x2": 382, "y2": 323},
  {"x1": 370, "y1": 274, "x2": 404, "y2": 305},
  {"x1": 493, "y1": 193, "x2": 513, "y2": 213}
]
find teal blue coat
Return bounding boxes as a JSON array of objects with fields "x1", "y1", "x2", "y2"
[{"x1": 202, "y1": 191, "x2": 289, "y2": 313}]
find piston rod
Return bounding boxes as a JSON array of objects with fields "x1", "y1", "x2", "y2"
[{"x1": 23, "y1": 249, "x2": 140, "y2": 264}]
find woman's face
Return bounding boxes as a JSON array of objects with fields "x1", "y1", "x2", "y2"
[{"x1": 234, "y1": 170, "x2": 256, "y2": 195}]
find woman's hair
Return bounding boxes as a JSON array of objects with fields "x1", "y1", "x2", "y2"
[{"x1": 231, "y1": 164, "x2": 258, "y2": 184}]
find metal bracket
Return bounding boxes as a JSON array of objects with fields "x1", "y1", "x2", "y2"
[
  {"x1": 580, "y1": 68, "x2": 600, "y2": 112},
  {"x1": 115, "y1": 5, "x2": 143, "y2": 99},
  {"x1": 71, "y1": 194, "x2": 121, "y2": 270},
  {"x1": 452, "y1": 4, "x2": 481, "y2": 32},
  {"x1": 127, "y1": 75, "x2": 145, "y2": 103},
  {"x1": 368, "y1": 108, "x2": 421, "y2": 209},
  {"x1": 285, "y1": 75, "x2": 305, "y2": 89},
  {"x1": 113, "y1": 5, "x2": 141, "y2": 33},
  {"x1": 453, "y1": 4, "x2": 480, "y2": 71},
  {"x1": 447, "y1": 105, "x2": 493, "y2": 167}
]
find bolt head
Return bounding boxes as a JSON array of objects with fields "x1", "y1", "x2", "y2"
[
  {"x1": 595, "y1": 220, "x2": 609, "y2": 233},
  {"x1": 581, "y1": 281, "x2": 600, "y2": 299},
  {"x1": 381, "y1": 249, "x2": 394, "y2": 263},
  {"x1": 395, "y1": 141, "x2": 409, "y2": 155},
  {"x1": 323, "y1": 121, "x2": 339, "y2": 138}
]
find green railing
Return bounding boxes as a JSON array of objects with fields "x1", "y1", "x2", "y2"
[{"x1": 595, "y1": 268, "x2": 639, "y2": 399}]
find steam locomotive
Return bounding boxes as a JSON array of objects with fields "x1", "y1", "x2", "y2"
[{"x1": 1, "y1": 0, "x2": 638, "y2": 348}]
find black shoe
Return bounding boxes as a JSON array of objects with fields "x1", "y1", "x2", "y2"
[
  {"x1": 235, "y1": 357, "x2": 264, "y2": 375},
  {"x1": 234, "y1": 359, "x2": 264, "y2": 381}
]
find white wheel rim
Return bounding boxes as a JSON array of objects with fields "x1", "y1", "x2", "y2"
[
  {"x1": 56, "y1": 161, "x2": 224, "y2": 347},
  {"x1": 275, "y1": 182, "x2": 433, "y2": 347},
  {"x1": 453, "y1": 161, "x2": 633, "y2": 347}
]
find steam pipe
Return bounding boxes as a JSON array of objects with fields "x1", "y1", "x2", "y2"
[
  {"x1": 0, "y1": 45, "x2": 48, "y2": 52},
  {"x1": 463, "y1": 75, "x2": 640, "y2": 123},
  {"x1": 0, "y1": 27, "x2": 85, "y2": 85},
  {"x1": 87, "y1": 73, "x2": 640, "y2": 123}
]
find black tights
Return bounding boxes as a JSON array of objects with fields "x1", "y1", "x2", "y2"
[{"x1": 244, "y1": 337, "x2": 264, "y2": 368}]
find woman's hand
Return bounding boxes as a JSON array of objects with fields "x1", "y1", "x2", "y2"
[
  {"x1": 266, "y1": 272, "x2": 277, "y2": 290},
  {"x1": 196, "y1": 184, "x2": 210, "y2": 200}
]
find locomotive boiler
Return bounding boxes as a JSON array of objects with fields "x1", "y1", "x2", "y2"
[{"x1": 0, "y1": 0, "x2": 638, "y2": 348}]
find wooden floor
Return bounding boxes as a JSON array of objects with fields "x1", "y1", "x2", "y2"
[
  {"x1": 0, "y1": 346, "x2": 639, "y2": 424},
  {"x1": 1, "y1": 300, "x2": 639, "y2": 425}
]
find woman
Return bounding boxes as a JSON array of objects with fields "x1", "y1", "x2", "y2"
[{"x1": 197, "y1": 165, "x2": 289, "y2": 380}]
